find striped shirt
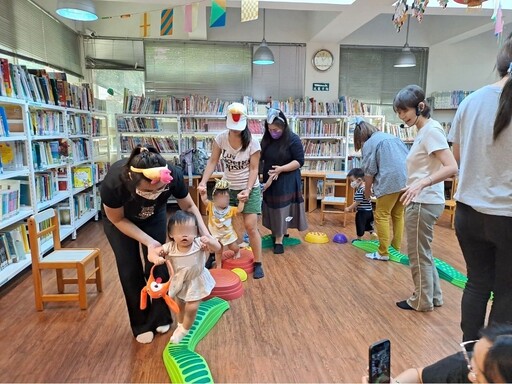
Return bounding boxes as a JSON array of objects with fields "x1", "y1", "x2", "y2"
[{"x1": 354, "y1": 186, "x2": 373, "y2": 211}]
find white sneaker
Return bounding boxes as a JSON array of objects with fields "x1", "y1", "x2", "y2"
[{"x1": 365, "y1": 252, "x2": 389, "y2": 261}]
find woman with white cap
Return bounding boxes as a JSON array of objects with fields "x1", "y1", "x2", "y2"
[{"x1": 199, "y1": 102, "x2": 264, "y2": 279}]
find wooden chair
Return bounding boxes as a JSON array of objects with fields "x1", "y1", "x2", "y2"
[
  {"x1": 27, "y1": 208, "x2": 102, "y2": 310},
  {"x1": 320, "y1": 173, "x2": 349, "y2": 226},
  {"x1": 444, "y1": 177, "x2": 458, "y2": 229}
]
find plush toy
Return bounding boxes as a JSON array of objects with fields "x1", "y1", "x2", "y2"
[
  {"x1": 140, "y1": 260, "x2": 180, "y2": 314},
  {"x1": 130, "y1": 165, "x2": 173, "y2": 184}
]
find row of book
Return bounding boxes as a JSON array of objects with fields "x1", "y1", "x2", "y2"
[
  {"x1": 0, "y1": 180, "x2": 22, "y2": 220},
  {"x1": 301, "y1": 140, "x2": 345, "y2": 157},
  {"x1": 68, "y1": 114, "x2": 92, "y2": 136},
  {"x1": 0, "y1": 224, "x2": 30, "y2": 271},
  {"x1": 429, "y1": 90, "x2": 472, "y2": 109},
  {"x1": 35, "y1": 172, "x2": 59, "y2": 203},
  {"x1": 32, "y1": 140, "x2": 68, "y2": 170},
  {"x1": 30, "y1": 110, "x2": 65, "y2": 136},
  {"x1": 92, "y1": 116, "x2": 108, "y2": 137},
  {"x1": 302, "y1": 160, "x2": 339, "y2": 171},
  {"x1": 0, "y1": 142, "x2": 26, "y2": 172},
  {"x1": 296, "y1": 120, "x2": 346, "y2": 137},
  {"x1": 56, "y1": 192, "x2": 95, "y2": 226},
  {"x1": 117, "y1": 117, "x2": 162, "y2": 132},
  {"x1": 383, "y1": 123, "x2": 417, "y2": 142},
  {"x1": 69, "y1": 138, "x2": 90, "y2": 163},
  {"x1": 181, "y1": 137, "x2": 214, "y2": 153},
  {"x1": 120, "y1": 136, "x2": 179, "y2": 154},
  {"x1": 0, "y1": 57, "x2": 94, "y2": 110}
]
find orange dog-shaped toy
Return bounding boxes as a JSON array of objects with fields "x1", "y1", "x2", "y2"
[{"x1": 140, "y1": 260, "x2": 180, "y2": 314}]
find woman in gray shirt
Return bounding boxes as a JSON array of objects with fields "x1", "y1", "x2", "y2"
[{"x1": 353, "y1": 118, "x2": 409, "y2": 260}]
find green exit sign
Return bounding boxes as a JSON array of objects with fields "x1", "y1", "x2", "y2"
[{"x1": 313, "y1": 82, "x2": 329, "y2": 91}]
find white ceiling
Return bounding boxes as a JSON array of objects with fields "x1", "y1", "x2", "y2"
[{"x1": 32, "y1": 0, "x2": 512, "y2": 68}]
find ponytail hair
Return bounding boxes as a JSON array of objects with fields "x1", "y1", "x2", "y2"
[
  {"x1": 123, "y1": 145, "x2": 167, "y2": 190},
  {"x1": 353, "y1": 120, "x2": 379, "y2": 151},
  {"x1": 493, "y1": 64, "x2": 512, "y2": 140}
]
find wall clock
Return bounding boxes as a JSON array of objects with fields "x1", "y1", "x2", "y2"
[{"x1": 312, "y1": 49, "x2": 334, "y2": 72}]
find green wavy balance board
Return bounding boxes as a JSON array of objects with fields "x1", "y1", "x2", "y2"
[
  {"x1": 261, "y1": 234, "x2": 302, "y2": 249},
  {"x1": 352, "y1": 240, "x2": 468, "y2": 289},
  {"x1": 162, "y1": 297, "x2": 230, "y2": 383}
]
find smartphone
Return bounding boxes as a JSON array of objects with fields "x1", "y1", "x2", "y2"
[{"x1": 369, "y1": 339, "x2": 391, "y2": 384}]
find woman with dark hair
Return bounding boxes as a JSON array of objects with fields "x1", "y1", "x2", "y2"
[
  {"x1": 260, "y1": 108, "x2": 307, "y2": 254},
  {"x1": 394, "y1": 85, "x2": 458, "y2": 312},
  {"x1": 198, "y1": 102, "x2": 264, "y2": 278},
  {"x1": 100, "y1": 145, "x2": 208, "y2": 344},
  {"x1": 354, "y1": 118, "x2": 409, "y2": 261},
  {"x1": 448, "y1": 37, "x2": 512, "y2": 341}
]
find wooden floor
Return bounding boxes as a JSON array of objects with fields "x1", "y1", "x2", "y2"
[{"x1": 0, "y1": 209, "x2": 467, "y2": 383}]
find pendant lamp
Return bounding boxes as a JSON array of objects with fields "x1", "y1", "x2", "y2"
[
  {"x1": 56, "y1": 0, "x2": 98, "y2": 21},
  {"x1": 253, "y1": 9, "x2": 274, "y2": 65},
  {"x1": 394, "y1": 14, "x2": 416, "y2": 68}
]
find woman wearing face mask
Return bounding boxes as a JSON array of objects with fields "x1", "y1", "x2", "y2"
[
  {"x1": 101, "y1": 145, "x2": 209, "y2": 344},
  {"x1": 260, "y1": 108, "x2": 307, "y2": 254}
]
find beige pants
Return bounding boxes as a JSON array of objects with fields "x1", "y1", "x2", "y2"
[{"x1": 405, "y1": 202, "x2": 444, "y2": 311}]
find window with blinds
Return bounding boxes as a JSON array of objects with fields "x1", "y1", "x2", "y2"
[
  {"x1": 145, "y1": 41, "x2": 252, "y2": 101},
  {"x1": 0, "y1": 0, "x2": 82, "y2": 77},
  {"x1": 339, "y1": 46, "x2": 428, "y2": 122},
  {"x1": 252, "y1": 45, "x2": 306, "y2": 102}
]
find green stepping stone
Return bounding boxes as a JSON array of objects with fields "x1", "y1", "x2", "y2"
[
  {"x1": 261, "y1": 235, "x2": 302, "y2": 249},
  {"x1": 352, "y1": 240, "x2": 467, "y2": 290},
  {"x1": 163, "y1": 297, "x2": 230, "y2": 383}
]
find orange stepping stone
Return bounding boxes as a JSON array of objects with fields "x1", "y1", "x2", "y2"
[
  {"x1": 221, "y1": 248, "x2": 254, "y2": 274},
  {"x1": 206, "y1": 269, "x2": 244, "y2": 301}
]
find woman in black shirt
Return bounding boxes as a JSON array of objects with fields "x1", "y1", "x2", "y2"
[{"x1": 100, "y1": 145, "x2": 208, "y2": 344}]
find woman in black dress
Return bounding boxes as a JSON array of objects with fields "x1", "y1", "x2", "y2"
[{"x1": 261, "y1": 108, "x2": 308, "y2": 254}]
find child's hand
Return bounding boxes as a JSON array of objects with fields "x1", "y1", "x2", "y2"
[
  {"x1": 199, "y1": 188, "x2": 206, "y2": 196},
  {"x1": 268, "y1": 165, "x2": 283, "y2": 180}
]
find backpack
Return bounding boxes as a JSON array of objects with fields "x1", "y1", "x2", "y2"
[{"x1": 180, "y1": 148, "x2": 210, "y2": 186}]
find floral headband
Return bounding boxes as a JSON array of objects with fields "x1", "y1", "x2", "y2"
[{"x1": 130, "y1": 165, "x2": 173, "y2": 185}]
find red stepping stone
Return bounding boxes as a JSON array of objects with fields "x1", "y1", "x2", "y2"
[
  {"x1": 222, "y1": 248, "x2": 254, "y2": 274},
  {"x1": 206, "y1": 269, "x2": 244, "y2": 301}
]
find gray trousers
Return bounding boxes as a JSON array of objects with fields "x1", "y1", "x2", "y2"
[{"x1": 405, "y1": 202, "x2": 444, "y2": 311}]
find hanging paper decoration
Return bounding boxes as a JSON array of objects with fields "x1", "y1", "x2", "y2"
[
  {"x1": 192, "y1": 3, "x2": 199, "y2": 31},
  {"x1": 161, "y1": 8, "x2": 174, "y2": 36},
  {"x1": 453, "y1": 0, "x2": 487, "y2": 6},
  {"x1": 392, "y1": 0, "x2": 409, "y2": 32},
  {"x1": 210, "y1": 0, "x2": 226, "y2": 28},
  {"x1": 140, "y1": 12, "x2": 151, "y2": 37},
  {"x1": 241, "y1": 0, "x2": 259, "y2": 22},
  {"x1": 492, "y1": 1, "x2": 504, "y2": 40},
  {"x1": 184, "y1": 5, "x2": 193, "y2": 32},
  {"x1": 412, "y1": 0, "x2": 429, "y2": 22},
  {"x1": 438, "y1": 0, "x2": 448, "y2": 7}
]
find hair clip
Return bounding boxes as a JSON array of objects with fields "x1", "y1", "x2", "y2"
[{"x1": 130, "y1": 165, "x2": 173, "y2": 184}]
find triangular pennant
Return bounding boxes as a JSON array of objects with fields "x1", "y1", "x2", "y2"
[
  {"x1": 210, "y1": 0, "x2": 226, "y2": 28},
  {"x1": 184, "y1": 4, "x2": 193, "y2": 33},
  {"x1": 192, "y1": 3, "x2": 199, "y2": 30},
  {"x1": 241, "y1": 0, "x2": 258, "y2": 22}
]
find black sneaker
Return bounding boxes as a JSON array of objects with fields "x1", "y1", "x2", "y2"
[
  {"x1": 273, "y1": 244, "x2": 284, "y2": 254},
  {"x1": 253, "y1": 262, "x2": 264, "y2": 279}
]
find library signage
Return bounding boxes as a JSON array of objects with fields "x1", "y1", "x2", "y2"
[{"x1": 312, "y1": 83, "x2": 329, "y2": 91}]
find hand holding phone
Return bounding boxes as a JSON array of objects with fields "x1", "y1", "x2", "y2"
[{"x1": 369, "y1": 339, "x2": 391, "y2": 384}]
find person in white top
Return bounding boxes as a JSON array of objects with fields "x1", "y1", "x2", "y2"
[
  {"x1": 199, "y1": 102, "x2": 264, "y2": 279},
  {"x1": 393, "y1": 85, "x2": 458, "y2": 312},
  {"x1": 448, "y1": 35, "x2": 512, "y2": 342}
]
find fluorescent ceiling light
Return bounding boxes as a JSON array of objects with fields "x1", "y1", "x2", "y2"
[{"x1": 56, "y1": 0, "x2": 98, "y2": 21}]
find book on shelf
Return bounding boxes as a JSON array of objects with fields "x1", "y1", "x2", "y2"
[
  {"x1": 303, "y1": 160, "x2": 337, "y2": 171},
  {"x1": 0, "y1": 107, "x2": 10, "y2": 137},
  {"x1": 74, "y1": 192, "x2": 95, "y2": 218},
  {"x1": 68, "y1": 114, "x2": 92, "y2": 135},
  {"x1": 57, "y1": 202, "x2": 71, "y2": 226},
  {"x1": 70, "y1": 137, "x2": 90, "y2": 163},
  {"x1": 1, "y1": 105, "x2": 24, "y2": 134},
  {"x1": 35, "y1": 171, "x2": 59, "y2": 202},
  {"x1": 0, "y1": 180, "x2": 21, "y2": 220},
  {"x1": 0, "y1": 141, "x2": 26, "y2": 171},
  {"x1": 94, "y1": 162, "x2": 110, "y2": 183},
  {"x1": 73, "y1": 165, "x2": 94, "y2": 188},
  {"x1": 30, "y1": 110, "x2": 65, "y2": 136},
  {"x1": 301, "y1": 140, "x2": 345, "y2": 157}
]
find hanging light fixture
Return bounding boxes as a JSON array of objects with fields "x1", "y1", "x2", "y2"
[
  {"x1": 253, "y1": 9, "x2": 274, "y2": 65},
  {"x1": 394, "y1": 14, "x2": 416, "y2": 68},
  {"x1": 56, "y1": 0, "x2": 98, "y2": 21}
]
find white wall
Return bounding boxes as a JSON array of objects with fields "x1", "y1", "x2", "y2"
[
  {"x1": 426, "y1": 31, "x2": 502, "y2": 93},
  {"x1": 304, "y1": 43, "x2": 340, "y2": 102}
]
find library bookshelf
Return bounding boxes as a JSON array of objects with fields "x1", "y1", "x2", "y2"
[{"x1": 0, "y1": 96, "x2": 110, "y2": 287}]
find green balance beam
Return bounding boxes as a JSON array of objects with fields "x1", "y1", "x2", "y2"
[
  {"x1": 163, "y1": 297, "x2": 230, "y2": 383},
  {"x1": 261, "y1": 235, "x2": 301, "y2": 249},
  {"x1": 352, "y1": 240, "x2": 468, "y2": 289}
]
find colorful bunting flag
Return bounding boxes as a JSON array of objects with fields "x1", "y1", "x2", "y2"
[
  {"x1": 241, "y1": 0, "x2": 258, "y2": 22},
  {"x1": 161, "y1": 8, "x2": 174, "y2": 36},
  {"x1": 184, "y1": 4, "x2": 193, "y2": 33},
  {"x1": 140, "y1": 12, "x2": 150, "y2": 37},
  {"x1": 210, "y1": 0, "x2": 226, "y2": 28}
]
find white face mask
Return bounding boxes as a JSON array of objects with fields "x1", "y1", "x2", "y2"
[
  {"x1": 350, "y1": 181, "x2": 359, "y2": 189},
  {"x1": 135, "y1": 186, "x2": 168, "y2": 200}
]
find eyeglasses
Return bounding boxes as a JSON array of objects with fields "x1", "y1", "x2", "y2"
[{"x1": 460, "y1": 340, "x2": 478, "y2": 381}]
